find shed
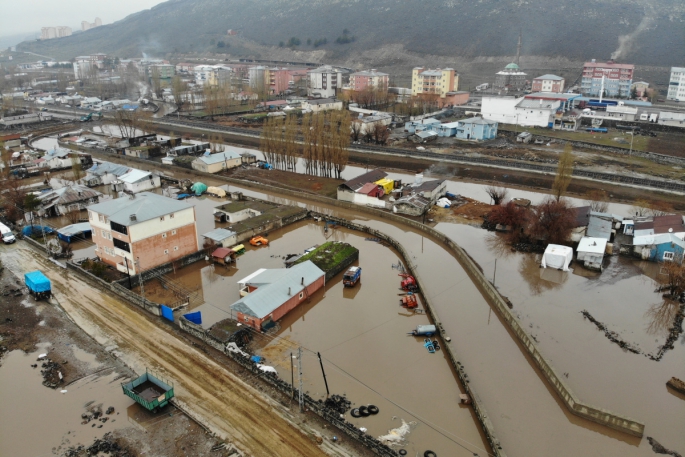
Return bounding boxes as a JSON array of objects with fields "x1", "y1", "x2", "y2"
[
  {"x1": 541, "y1": 244, "x2": 573, "y2": 271},
  {"x1": 211, "y1": 247, "x2": 236, "y2": 266},
  {"x1": 577, "y1": 237, "x2": 607, "y2": 271},
  {"x1": 202, "y1": 228, "x2": 237, "y2": 247},
  {"x1": 586, "y1": 215, "x2": 613, "y2": 240},
  {"x1": 374, "y1": 178, "x2": 395, "y2": 194},
  {"x1": 357, "y1": 182, "x2": 382, "y2": 197}
]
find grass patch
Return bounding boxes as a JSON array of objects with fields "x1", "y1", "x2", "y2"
[
  {"x1": 500, "y1": 125, "x2": 651, "y2": 152},
  {"x1": 293, "y1": 241, "x2": 358, "y2": 272}
]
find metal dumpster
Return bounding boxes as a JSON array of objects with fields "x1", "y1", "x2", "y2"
[{"x1": 122, "y1": 370, "x2": 174, "y2": 412}]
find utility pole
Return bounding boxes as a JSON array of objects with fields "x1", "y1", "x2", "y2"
[
  {"x1": 317, "y1": 352, "x2": 330, "y2": 397},
  {"x1": 291, "y1": 352, "x2": 295, "y2": 399},
  {"x1": 38, "y1": 214, "x2": 49, "y2": 256},
  {"x1": 298, "y1": 347, "x2": 303, "y2": 412}
]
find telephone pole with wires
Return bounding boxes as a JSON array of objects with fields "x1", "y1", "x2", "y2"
[{"x1": 298, "y1": 347, "x2": 303, "y2": 412}]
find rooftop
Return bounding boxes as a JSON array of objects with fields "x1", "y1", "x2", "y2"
[
  {"x1": 230, "y1": 261, "x2": 325, "y2": 319},
  {"x1": 413, "y1": 179, "x2": 444, "y2": 192},
  {"x1": 516, "y1": 98, "x2": 561, "y2": 110},
  {"x1": 203, "y1": 228, "x2": 237, "y2": 242},
  {"x1": 215, "y1": 200, "x2": 275, "y2": 214},
  {"x1": 88, "y1": 192, "x2": 193, "y2": 226},
  {"x1": 88, "y1": 161, "x2": 131, "y2": 177},
  {"x1": 583, "y1": 61, "x2": 635, "y2": 70},
  {"x1": 305, "y1": 98, "x2": 340, "y2": 105},
  {"x1": 577, "y1": 237, "x2": 608, "y2": 254},
  {"x1": 504, "y1": 63, "x2": 520, "y2": 70},
  {"x1": 38, "y1": 185, "x2": 101, "y2": 206},
  {"x1": 352, "y1": 70, "x2": 389, "y2": 77},
  {"x1": 340, "y1": 169, "x2": 388, "y2": 192},
  {"x1": 118, "y1": 169, "x2": 154, "y2": 184},
  {"x1": 534, "y1": 74, "x2": 564, "y2": 81},
  {"x1": 458, "y1": 117, "x2": 496, "y2": 125},
  {"x1": 194, "y1": 150, "x2": 242, "y2": 165}
]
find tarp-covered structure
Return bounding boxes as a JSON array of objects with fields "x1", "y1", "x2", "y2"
[
  {"x1": 24, "y1": 271, "x2": 51, "y2": 293},
  {"x1": 22, "y1": 225, "x2": 55, "y2": 236},
  {"x1": 206, "y1": 186, "x2": 226, "y2": 197},
  {"x1": 190, "y1": 182, "x2": 207, "y2": 196},
  {"x1": 57, "y1": 222, "x2": 92, "y2": 243},
  {"x1": 540, "y1": 244, "x2": 573, "y2": 271}
]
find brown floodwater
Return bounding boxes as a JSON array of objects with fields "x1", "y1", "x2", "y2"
[
  {"x1": 0, "y1": 348, "x2": 135, "y2": 457},
  {"x1": 145, "y1": 219, "x2": 492, "y2": 456}
]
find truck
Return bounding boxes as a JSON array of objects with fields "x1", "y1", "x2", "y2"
[
  {"x1": 342, "y1": 266, "x2": 361, "y2": 287},
  {"x1": 122, "y1": 370, "x2": 174, "y2": 413},
  {"x1": 24, "y1": 270, "x2": 51, "y2": 300}
]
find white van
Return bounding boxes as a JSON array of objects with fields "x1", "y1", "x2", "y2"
[{"x1": 0, "y1": 223, "x2": 16, "y2": 244}]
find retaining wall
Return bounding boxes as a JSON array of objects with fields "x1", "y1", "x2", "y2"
[
  {"x1": 113, "y1": 250, "x2": 208, "y2": 289},
  {"x1": 86, "y1": 150, "x2": 646, "y2": 438},
  {"x1": 323, "y1": 249, "x2": 360, "y2": 283}
]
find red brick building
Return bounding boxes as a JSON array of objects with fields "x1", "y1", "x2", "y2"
[{"x1": 231, "y1": 261, "x2": 325, "y2": 330}]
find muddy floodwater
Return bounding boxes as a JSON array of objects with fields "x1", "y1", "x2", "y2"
[
  {"x1": 0, "y1": 348, "x2": 134, "y2": 457},
  {"x1": 142, "y1": 219, "x2": 491, "y2": 456}
]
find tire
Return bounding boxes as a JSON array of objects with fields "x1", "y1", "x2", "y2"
[
  {"x1": 358, "y1": 406, "x2": 370, "y2": 417},
  {"x1": 367, "y1": 405, "x2": 379, "y2": 415},
  {"x1": 399, "y1": 451, "x2": 407, "y2": 456},
  {"x1": 350, "y1": 408, "x2": 361, "y2": 418},
  {"x1": 424, "y1": 451, "x2": 437, "y2": 457}
]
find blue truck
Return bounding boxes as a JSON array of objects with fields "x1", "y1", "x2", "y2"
[
  {"x1": 24, "y1": 270, "x2": 51, "y2": 300},
  {"x1": 343, "y1": 266, "x2": 361, "y2": 287}
]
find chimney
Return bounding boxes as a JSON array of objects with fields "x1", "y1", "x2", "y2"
[
  {"x1": 301, "y1": 277, "x2": 304, "y2": 285},
  {"x1": 288, "y1": 287, "x2": 291, "y2": 295},
  {"x1": 130, "y1": 214, "x2": 137, "y2": 221}
]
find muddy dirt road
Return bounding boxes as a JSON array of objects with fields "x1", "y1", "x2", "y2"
[{"x1": 2, "y1": 244, "x2": 333, "y2": 457}]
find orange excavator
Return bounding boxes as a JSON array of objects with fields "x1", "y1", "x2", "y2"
[{"x1": 400, "y1": 292, "x2": 418, "y2": 309}]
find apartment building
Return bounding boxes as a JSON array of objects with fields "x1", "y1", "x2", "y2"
[
  {"x1": 411, "y1": 67, "x2": 459, "y2": 98},
  {"x1": 88, "y1": 192, "x2": 199, "y2": 275},
  {"x1": 349, "y1": 69, "x2": 389, "y2": 91},
  {"x1": 41, "y1": 26, "x2": 72, "y2": 40},
  {"x1": 581, "y1": 60, "x2": 634, "y2": 97},
  {"x1": 307, "y1": 65, "x2": 343, "y2": 98},
  {"x1": 667, "y1": 67, "x2": 685, "y2": 102}
]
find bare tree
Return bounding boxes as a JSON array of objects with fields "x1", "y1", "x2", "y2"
[
  {"x1": 485, "y1": 186, "x2": 509, "y2": 205},
  {"x1": 552, "y1": 145, "x2": 574, "y2": 201},
  {"x1": 630, "y1": 199, "x2": 651, "y2": 217},
  {"x1": 658, "y1": 260, "x2": 685, "y2": 298},
  {"x1": 150, "y1": 67, "x2": 163, "y2": 99},
  {"x1": 350, "y1": 120, "x2": 363, "y2": 142},
  {"x1": 71, "y1": 155, "x2": 83, "y2": 182},
  {"x1": 371, "y1": 121, "x2": 390, "y2": 145},
  {"x1": 529, "y1": 197, "x2": 576, "y2": 245},
  {"x1": 584, "y1": 189, "x2": 609, "y2": 213},
  {"x1": 170, "y1": 75, "x2": 188, "y2": 113}
]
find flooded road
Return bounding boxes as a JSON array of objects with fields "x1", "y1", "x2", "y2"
[{"x1": 0, "y1": 348, "x2": 134, "y2": 457}]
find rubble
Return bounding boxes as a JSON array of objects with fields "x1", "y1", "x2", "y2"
[{"x1": 646, "y1": 437, "x2": 683, "y2": 457}]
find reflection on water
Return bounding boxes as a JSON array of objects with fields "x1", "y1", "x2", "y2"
[
  {"x1": 644, "y1": 299, "x2": 681, "y2": 337},
  {"x1": 519, "y1": 254, "x2": 567, "y2": 295}
]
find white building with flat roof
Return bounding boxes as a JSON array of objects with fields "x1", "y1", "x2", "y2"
[
  {"x1": 667, "y1": 67, "x2": 685, "y2": 102},
  {"x1": 307, "y1": 65, "x2": 342, "y2": 99}
]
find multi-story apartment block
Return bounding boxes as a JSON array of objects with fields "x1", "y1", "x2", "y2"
[
  {"x1": 41, "y1": 26, "x2": 72, "y2": 40},
  {"x1": 307, "y1": 65, "x2": 342, "y2": 98},
  {"x1": 667, "y1": 67, "x2": 685, "y2": 102},
  {"x1": 81, "y1": 17, "x2": 102, "y2": 32},
  {"x1": 349, "y1": 69, "x2": 389, "y2": 91},
  {"x1": 581, "y1": 60, "x2": 634, "y2": 98},
  {"x1": 411, "y1": 67, "x2": 459, "y2": 98},
  {"x1": 531, "y1": 74, "x2": 565, "y2": 93},
  {"x1": 149, "y1": 64, "x2": 176, "y2": 79},
  {"x1": 88, "y1": 192, "x2": 199, "y2": 275}
]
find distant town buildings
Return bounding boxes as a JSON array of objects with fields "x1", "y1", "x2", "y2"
[
  {"x1": 411, "y1": 67, "x2": 459, "y2": 98},
  {"x1": 631, "y1": 81, "x2": 650, "y2": 98},
  {"x1": 532, "y1": 74, "x2": 565, "y2": 93},
  {"x1": 307, "y1": 65, "x2": 343, "y2": 98},
  {"x1": 41, "y1": 26, "x2": 72, "y2": 40},
  {"x1": 667, "y1": 67, "x2": 685, "y2": 102},
  {"x1": 149, "y1": 64, "x2": 176, "y2": 79},
  {"x1": 581, "y1": 59, "x2": 634, "y2": 98},
  {"x1": 349, "y1": 69, "x2": 389, "y2": 91},
  {"x1": 81, "y1": 17, "x2": 102, "y2": 32}
]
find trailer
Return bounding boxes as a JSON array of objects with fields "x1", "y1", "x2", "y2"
[
  {"x1": 24, "y1": 270, "x2": 51, "y2": 300},
  {"x1": 408, "y1": 324, "x2": 436, "y2": 337},
  {"x1": 122, "y1": 370, "x2": 174, "y2": 413}
]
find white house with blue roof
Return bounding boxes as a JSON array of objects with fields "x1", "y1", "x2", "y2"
[{"x1": 192, "y1": 150, "x2": 242, "y2": 173}]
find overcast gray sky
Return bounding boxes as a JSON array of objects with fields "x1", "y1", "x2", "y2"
[{"x1": 0, "y1": 0, "x2": 167, "y2": 37}]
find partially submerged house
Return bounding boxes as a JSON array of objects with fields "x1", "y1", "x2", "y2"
[
  {"x1": 577, "y1": 237, "x2": 608, "y2": 271},
  {"x1": 37, "y1": 184, "x2": 102, "y2": 217},
  {"x1": 83, "y1": 161, "x2": 132, "y2": 187},
  {"x1": 112, "y1": 169, "x2": 161, "y2": 194},
  {"x1": 231, "y1": 261, "x2": 325, "y2": 330},
  {"x1": 634, "y1": 215, "x2": 685, "y2": 240},
  {"x1": 632, "y1": 233, "x2": 685, "y2": 262},
  {"x1": 393, "y1": 194, "x2": 430, "y2": 216},
  {"x1": 211, "y1": 247, "x2": 237, "y2": 266},
  {"x1": 213, "y1": 201, "x2": 274, "y2": 223},
  {"x1": 202, "y1": 228, "x2": 237, "y2": 248}
]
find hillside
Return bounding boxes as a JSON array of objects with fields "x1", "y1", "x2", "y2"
[{"x1": 16, "y1": 0, "x2": 685, "y2": 68}]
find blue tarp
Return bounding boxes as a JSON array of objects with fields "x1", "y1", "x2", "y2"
[
  {"x1": 160, "y1": 305, "x2": 174, "y2": 322},
  {"x1": 22, "y1": 225, "x2": 55, "y2": 236},
  {"x1": 250, "y1": 355, "x2": 264, "y2": 363},
  {"x1": 24, "y1": 271, "x2": 51, "y2": 293},
  {"x1": 177, "y1": 193, "x2": 192, "y2": 200},
  {"x1": 183, "y1": 311, "x2": 202, "y2": 325}
]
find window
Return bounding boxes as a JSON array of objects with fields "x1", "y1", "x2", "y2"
[
  {"x1": 162, "y1": 233, "x2": 167, "y2": 238},
  {"x1": 110, "y1": 221, "x2": 128, "y2": 235},
  {"x1": 164, "y1": 249, "x2": 169, "y2": 255},
  {"x1": 99, "y1": 214, "x2": 105, "y2": 223},
  {"x1": 171, "y1": 229, "x2": 177, "y2": 235},
  {"x1": 170, "y1": 213, "x2": 174, "y2": 218},
  {"x1": 663, "y1": 251, "x2": 674, "y2": 261},
  {"x1": 160, "y1": 216, "x2": 165, "y2": 221},
  {"x1": 299, "y1": 292, "x2": 304, "y2": 299},
  {"x1": 113, "y1": 238, "x2": 130, "y2": 252},
  {"x1": 174, "y1": 246, "x2": 178, "y2": 251},
  {"x1": 89, "y1": 211, "x2": 93, "y2": 220}
]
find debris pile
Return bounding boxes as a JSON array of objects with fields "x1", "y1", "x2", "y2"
[
  {"x1": 64, "y1": 433, "x2": 134, "y2": 457},
  {"x1": 323, "y1": 394, "x2": 352, "y2": 415},
  {"x1": 646, "y1": 437, "x2": 682, "y2": 457},
  {"x1": 39, "y1": 357, "x2": 64, "y2": 388}
]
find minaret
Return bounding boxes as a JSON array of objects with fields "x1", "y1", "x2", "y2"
[{"x1": 516, "y1": 32, "x2": 522, "y2": 66}]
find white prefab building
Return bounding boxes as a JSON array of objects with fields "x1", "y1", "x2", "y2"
[
  {"x1": 112, "y1": 169, "x2": 161, "y2": 193},
  {"x1": 191, "y1": 150, "x2": 243, "y2": 173},
  {"x1": 541, "y1": 244, "x2": 573, "y2": 271},
  {"x1": 667, "y1": 67, "x2": 685, "y2": 102},
  {"x1": 576, "y1": 237, "x2": 607, "y2": 271},
  {"x1": 88, "y1": 193, "x2": 199, "y2": 274},
  {"x1": 657, "y1": 111, "x2": 685, "y2": 127},
  {"x1": 301, "y1": 99, "x2": 343, "y2": 113}
]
